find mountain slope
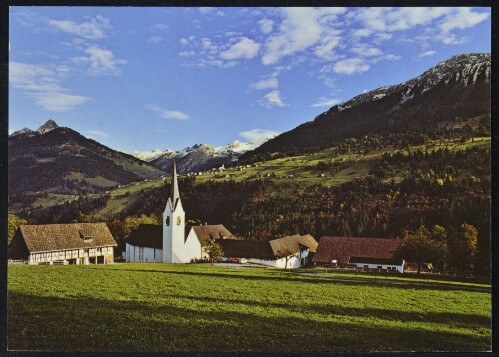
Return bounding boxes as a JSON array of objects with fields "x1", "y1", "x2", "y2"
[
  {"x1": 240, "y1": 53, "x2": 490, "y2": 160},
  {"x1": 8, "y1": 120, "x2": 165, "y2": 196}
]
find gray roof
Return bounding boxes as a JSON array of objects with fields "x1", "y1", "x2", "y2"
[
  {"x1": 126, "y1": 224, "x2": 162, "y2": 249},
  {"x1": 19, "y1": 223, "x2": 117, "y2": 253}
]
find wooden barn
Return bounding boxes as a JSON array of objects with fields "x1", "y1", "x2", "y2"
[
  {"x1": 8, "y1": 223, "x2": 117, "y2": 265},
  {"x1": 219, "y1": 234, "x2": 318, "y2": 269},
  {"x1": 313, "y1": 236, "x2": 404, "y2": 272}
]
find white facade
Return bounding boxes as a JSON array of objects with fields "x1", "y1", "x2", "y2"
[
  {"x1": 350, "y1": 261, "x2": 404, "y2": 273},
  {"x1": 28, "y1": 246, "x2": 114, "y2": 265},
  {"x1": 125, "y1": 243, "x2": 162, "y2": 263},
  {"x1": 229, "y1": 249, "x2": 311, "y2": 269}
]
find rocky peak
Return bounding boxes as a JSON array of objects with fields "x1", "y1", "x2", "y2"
[{"x1": 37, "y1": 119, "x2": 59, "y2": 134}]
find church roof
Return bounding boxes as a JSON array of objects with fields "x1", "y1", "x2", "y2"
[
  {"x1": 312, "y1": 236, "x2": 403, "y2": 264},
  {"x1": 190, "y1": 224, "x2": 236, "y2": 247},
  {"x1": 269, "y1": 234, "x2": 318, "y2": 256},
  {"x1": 16, "y1": 223, "x2": 117, "y2": 253},
  {"x1": 126, "y1": 224, "x2": 162, "y2": 249},
  {"x1": 170, "y1": 161, "x2": 181, "y2": 210}
]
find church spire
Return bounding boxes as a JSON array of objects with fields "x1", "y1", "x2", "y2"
[{"x1": 170, "y1": 161, "x2": 180, "y2": 209}]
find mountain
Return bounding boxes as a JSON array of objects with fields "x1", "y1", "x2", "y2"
[
  {"x1": 8, "y1": 120, "x2": 165, "y2": 196},
  {"x1": 240, "y1": 53, "x2": 490, "y2": 160},
  {"x1": 138, "y1": 135, "x2": 277, "y2": 174}
]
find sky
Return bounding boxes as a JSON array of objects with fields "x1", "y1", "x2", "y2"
[{"x1": 9, "y1": 7, "x2": 491, "y2": 154}]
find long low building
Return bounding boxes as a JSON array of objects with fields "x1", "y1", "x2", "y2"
[
  {"x1": 8, "y1": 223, "x2": 117, "y2": 265},
  {"x1": 312, "y1": 236, "x2": 404, "y2": 273},
  {"x1": 219, "y1": 234, "x2": 318, "y2": 269}
]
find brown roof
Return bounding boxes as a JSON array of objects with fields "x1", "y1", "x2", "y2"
[
  {"x1": 19, "y1": 223, "x2": 117, "y2": 253},
  {"x1": 269, "y1": 234, "x2": 318, "y2": 256},
  {"x1": 218, "y1": 240, "x2": 275, "y2": 260},
  {"x1": 312, "y1": 236, "x2": 402, "y2": 264},
  {"x1": 126, "y1": 224, "x2": 162, "y2": 249},
  {"x1": 191, "y1": 224, "x2": 235, "y2": 247},
  {"x1": 218, "y1": 234, "x2": 317, "y2": 260}
]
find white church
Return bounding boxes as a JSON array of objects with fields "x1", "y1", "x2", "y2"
[{"x1": 124, "y1": 162, "x2": 237, "y2": 263}]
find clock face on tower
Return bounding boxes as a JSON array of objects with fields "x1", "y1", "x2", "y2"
[{"x1": 177, "y1": 216, "x2": 181, "y2": 225}]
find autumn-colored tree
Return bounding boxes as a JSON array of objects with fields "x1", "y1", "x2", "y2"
[
  {"x1": 205, "y1": 240, "x2": 224, "y2": 263},
  {"x1": 448, "y1": 223, "x2": 478, "y2": 276},
  {"x1": 8, "y1": 214, "x2": 28, "y2": 245}
]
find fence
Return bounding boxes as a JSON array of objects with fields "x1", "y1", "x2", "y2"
[{"x1": 8, "y1": 259, "x2": 29, "y2": 265}]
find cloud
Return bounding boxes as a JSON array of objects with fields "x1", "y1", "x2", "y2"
[
  {"x1": 333, "y1": 58, "x2": 370, "y2": 75},
  {"x1": 145, "y1": 103, "x2": 189, "y2": 120},
  {"x1": 239, "y1": 128, "x2": 280, "y2": 142},
  {"x1": 73, "y1": 45, "x2": 127, "y2": 76},
  {"x1": 311, "y1": 96, "x2": 341, "y2": 108},
  {"x1": 261, "y1": 7, "x2": 346, "y2": 65},
  {"x1": 178, "y1": 51, "x2": 196, "y2": 57},
  {"x1": 258, "y1": 90, "x2": 285, "y2": 108},
  {"x1": 199, "y1": 7, "x2": 213, "y2": 15},
  {"x1": 147, "y1": 36, "x2": 163, "y2": 44},
  {"x1": 48, "y1": 15, "x2": 111, "y2": 40},
  {"x1": 250, "y1": 77, "x2": 279, "y2": 90},
  {"x1": 220, "y1": 37, "x2": 260, "y2": 60},
  {"x1": 153, "y1": 23, "x2": 169, "y2": 30},
  {"x1": 258, "y1": 19, "x2": 274, "y2": 34},
  {"x1": 87, "y1": 130, "x2": 109, "y2": 138},
  {"x1": 10, "y1": 61, "x2": 91, "y2": 112},
  {"x1": 351, "y1": 43, "x2": 383, "y2": 57},
  {"x1": 439, "y1": 7, "x2": 489, "y2": 33},
  {"x1": 418, "y1": 50, "x2": 436, "y2": 57}
]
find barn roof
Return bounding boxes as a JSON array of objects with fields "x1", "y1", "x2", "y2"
[
  {"x1": 312, "y1": 236, "x2": 402, "y2": 264},
  {"x1": 269, "y1": 234, "x2": 318, "y2": 256},
  {"x1": 219, "y1": 240, "x2": 275, "y2": 260},
  {"x1": 218, "y1": 234, "x2": 317, "y2": 260},
  {"x1": 19, "y1": 223, "x2": 117, "y2": 253},
  {"x1": 191, "y1": 224, "x2": 236, "y2": 247},
  {"x1": 126, "y1": 224, "x2": 162, "y2": 249}
]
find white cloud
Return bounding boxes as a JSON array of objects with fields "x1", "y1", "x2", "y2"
[
  {"x1": 351, "y1": 43, "x2": 383, "y2": 57},
  {"x1": 262, "y1": 7, "x2": 346, "y2": 65},
  {"x1": 333, "y1": 58, "x2": 370, "y2": 75},
  {"x1": 220, "y1": 37, "x2": 260, "y2": 60},
  {"x1": 311, "y1": 96, "x2": 341, "y2": 108},
  {"x1": 153, "y1": 23, "x2": 169, "y2": 30},
  {"x1": 145, "y1": 103, "x2": 189, "y2": 121},
  {"x1": 216, "y1": 11, "x2": 225, "y2": 17},
  {"x1": 418, "y1": 50, "x2": 436, "y2": 57},
  {"x1": 73, "y1": 45, "x2": 126, "y2": 76},
  {"x1": 147, "y1": 36, "x2": 163, "y2": 44},
  {"x1": 250, "y1": 77, "x2": 279, "y2": 90},
  {"x1": 258, "y1": 90, "x2": 285, "y2": 108},
  {"x1": 258, "y1": 19, "x2": 274, "y2": 34},
  {"x1": 10, "y1": 61, "x2": 91, "y2": 112},
  {"x1": 178, "y1": 51, "x2": 196, "y2": 57},
  {"x1": 48, "y1": 15, "x2": 111, "y2": 40},
  {"x1": 439, "y1": 7, "x2": 489, "y2": 33},
  {"x1": 239, "y1": 128, "x2": 280, "y2": 142},
  {"x1": 199, "y1": 7, "x2": 213, "y2": 15},
  {"x1": 87, "y1": 130, "x2": 109, "y2": 138}
]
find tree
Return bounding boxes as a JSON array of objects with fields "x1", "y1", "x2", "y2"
[
  {"x1": 395, "y1": 225, "x2": 447, "y2": 275},
  {"x1": 275, "y1": 248, "x2": 295, "y2": 270},
  {"x1": 448, "y1": 223, "x2": 478, "y2": 276},
  {"x1": 8, "y1": 214, "x2": 28, "y2": 245},
  {"x1": 205, "y1": 240, "x2": 224, "y2": 263}
]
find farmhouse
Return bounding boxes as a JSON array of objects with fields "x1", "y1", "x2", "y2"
[
  {"x1": 8, "y1": 223, "x2": 117, "y2": 265},
  {"x1": 313, "y1": 236, "x2": 404, "y2": 273},
  {"x1": 219, "y1": 234, "x2": 318, "y2": 269},
  {"x1": 125, "y1": 162, "x2": 237, "y2": 263}
]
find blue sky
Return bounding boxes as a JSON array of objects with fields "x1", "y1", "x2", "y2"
[{"x1": 9, "y1": 7, "x2": 491, "y2": 154}]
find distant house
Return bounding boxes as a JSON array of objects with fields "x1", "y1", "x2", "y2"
[
  {"x1": 8, "y1": 223, "x2": 117, "y2": 265},
  {"x1": 313, "y1": 236, "x2": 404, "y2": 272},
  {"x1": 219, "y1": 234, "x2": 318, "y2": 269}
]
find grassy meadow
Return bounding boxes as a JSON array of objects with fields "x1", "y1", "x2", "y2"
[{"x1": 8, "y1": 263, "x2": 491, "y2": 352}]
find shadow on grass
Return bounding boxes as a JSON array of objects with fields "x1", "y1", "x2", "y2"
[
  {"x1": 104, "y1": 267, "x2": 491, "y2": 293},
  {"x1": 8, "y1": 291, "x2": 491, "y2": 352}
]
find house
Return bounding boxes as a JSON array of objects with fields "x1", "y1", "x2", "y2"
[
  {"x1": 125, "y1": 162, "x2": 237, "y2": 263},
  {"x1": 218, "y1": 234, "x2": 318, "y2": 269},
  {"x1": 8, "y1": 223, "x2": 117, "y2": 265},
  {"x1": 313, "y1": 236, "x2": 404, "y2": 273}
]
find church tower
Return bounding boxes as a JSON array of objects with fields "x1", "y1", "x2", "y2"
[{"x1": 163, "y1": 162, "x2": 185, "y2": 263}]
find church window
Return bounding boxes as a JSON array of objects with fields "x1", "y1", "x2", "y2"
[
  {"x1": 177, "y1": 216, "x2": 181, "y2": 225},
  {"x1": 165, "y1": 216, "x2": 170, "y2": 226}
]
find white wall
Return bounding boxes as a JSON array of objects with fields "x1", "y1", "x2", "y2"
[
  {"x1": 351, "y1": 262, "x2": 404, "y2": 273},
  {"x1": 163, "y1": 199, "x2": 186, "y2": 263},
  {"x1": 125, "y1": 243, "x2": 162, "y2": 263},
  {"x1": 182, "y1": 229, "x2": 202, "y2": 263},
  {"x1": 239, "y1": 249, "x2": 310, "y2": 269}
]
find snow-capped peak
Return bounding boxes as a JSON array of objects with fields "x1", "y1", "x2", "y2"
[
  {"x1": 37, "y1": 119, "x2": 59, "y2": 134},
  {"x1": 132, "y1": 148, "x2": 172, "y2": 162}
]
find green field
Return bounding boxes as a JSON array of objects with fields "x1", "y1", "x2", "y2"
[{"x1": 8, "y1": 263, "x2": 491, "y2": 352}]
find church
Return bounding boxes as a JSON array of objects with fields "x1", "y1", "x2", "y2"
[{"x1": 124, "y1": 162, "x2": 237, "y2": 263}]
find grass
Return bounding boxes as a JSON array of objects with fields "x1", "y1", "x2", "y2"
[{"x1": 8, "y1": 263, "x2": 491, "y2": 352}]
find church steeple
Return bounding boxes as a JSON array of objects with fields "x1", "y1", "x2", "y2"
[{"x1": 170, "y1": 161, "x2": 180, "y2": 210}]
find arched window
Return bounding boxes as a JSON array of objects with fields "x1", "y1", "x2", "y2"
[{"x1": 165, "y1": 216, "x2": 170, "y2": 226}]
